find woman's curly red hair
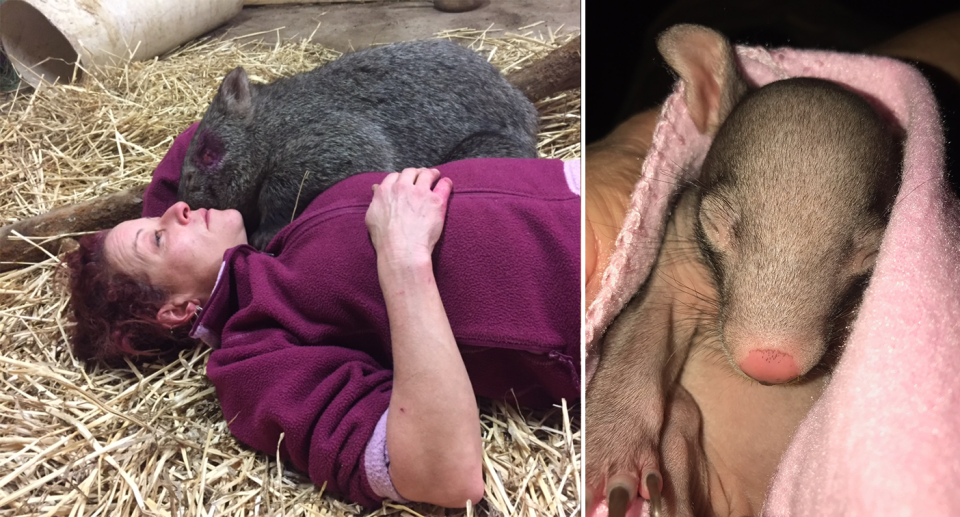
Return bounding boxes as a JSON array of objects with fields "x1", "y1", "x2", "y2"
[{"x1": 65, "y1": 230, "x2": 195, "y2": 362}]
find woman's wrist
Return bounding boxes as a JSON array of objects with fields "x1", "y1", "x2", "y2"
[{"x1": 376, "y1": 249, "x2": 434, "y2": 283}]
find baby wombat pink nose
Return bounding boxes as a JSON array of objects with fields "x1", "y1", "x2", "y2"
[{"x1": 738, "y1": 349, "x2": 800, "y2": 384}]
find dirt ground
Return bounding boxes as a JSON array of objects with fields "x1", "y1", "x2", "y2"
[{"x1": 212, "y1": 0, "x2": 581, "y2": 49}]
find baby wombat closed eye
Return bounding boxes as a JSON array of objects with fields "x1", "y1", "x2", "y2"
[{"x1": 179, "y1": 39, "x2": 539, "y2": 249}]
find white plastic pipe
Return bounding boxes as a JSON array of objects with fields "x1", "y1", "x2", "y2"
[{"x1": 0, "y1": 0, "x2": 244, "y2": 87}]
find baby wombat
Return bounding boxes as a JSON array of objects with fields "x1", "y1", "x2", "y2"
[
  {"x1": 586, "y1": 24, "x2": 901, "y2": 516},
  {"x1": 697, "y1": 77, "x2": 901, "y2": 382},
  {"x1": 179, "y1": 39, "x2": 538, "y2": 249}
]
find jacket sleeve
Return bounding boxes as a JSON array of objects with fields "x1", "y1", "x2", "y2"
[
  {"x1": 205, "y1": 324, "x2": 393, "y2": 508},
  {"x1": 142, "y1": 123, "x2": 199, "y2": 217}
]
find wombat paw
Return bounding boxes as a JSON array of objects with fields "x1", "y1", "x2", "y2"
[{"x1": 585, "y1": 404, "x2": 664, "y2": 517}]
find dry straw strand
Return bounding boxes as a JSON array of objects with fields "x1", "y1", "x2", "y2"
[{"x1": 0, "y1": 26, "x2": 580, "y2": 517}]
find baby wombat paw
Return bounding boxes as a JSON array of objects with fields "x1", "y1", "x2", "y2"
[{"x1": 585, "y1": 402, "x2": 665, "y2": 517}]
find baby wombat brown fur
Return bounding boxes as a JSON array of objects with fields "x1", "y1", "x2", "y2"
[{"x1": 698, "y1": 77, "x2": 901, "y2": 382}]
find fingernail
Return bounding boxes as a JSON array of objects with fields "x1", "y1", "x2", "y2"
[
  {"x1": 646, "y1": 472, "x2": 662, "y2": 517},
  {"x1": 608, "y1": 485, "x2": 631, "y2": 517}
]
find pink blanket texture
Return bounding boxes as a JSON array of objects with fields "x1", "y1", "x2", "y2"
[{"x1": 585, "y1": 45, "x2": 960, "y2": 516}]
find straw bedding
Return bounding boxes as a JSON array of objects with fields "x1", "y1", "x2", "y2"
[{"x1": 0, "y1": 26, "x2": 580, "y2": 517}]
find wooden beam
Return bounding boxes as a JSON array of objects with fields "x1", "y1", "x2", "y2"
[
  {"x1": 0, "y1": 186, "x2": 146, "y2": 272},
  {"x1": 504, "y1": 35, "x2": 580, "y2": 103}
]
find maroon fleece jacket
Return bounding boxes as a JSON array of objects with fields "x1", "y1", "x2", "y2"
[{"x1": 143, "y1": 125, "x2": 580, "y2": 507}]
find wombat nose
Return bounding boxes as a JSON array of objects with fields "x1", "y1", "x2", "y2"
[{"x1": 738, "y1": 349, "x2": 800, "y2": 384}]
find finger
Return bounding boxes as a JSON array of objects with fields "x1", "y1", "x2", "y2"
[
  {"x1": 398, "y1": 167, "x2": 420, "y2": 185},
  {"x1": 371, "y1": 184, "x2": 379, "y2": 193},
  {"x1": 432, "y1": 176, "x2": 453, "y2": 202},
  {"x1": 379, "y1": 172, "x2": 400, "y2": 190},
  {"x1": 414, "y1": 168, "x2": 441, "y2": 188},
  {"x1": 606, "y1": 473, "x2": 638, "y2": 517}
]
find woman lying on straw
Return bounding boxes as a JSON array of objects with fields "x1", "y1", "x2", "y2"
[{"x1": 64, "y1": 127, "x2": 581, "y2": 509}]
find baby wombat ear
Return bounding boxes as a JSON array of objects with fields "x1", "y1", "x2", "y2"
[
  {"x1": 657, "y1": 24, "x2": 748, "y2": 136},
  {"x1": 214, "y1": 67, "x2": 254, "y2": 117}
]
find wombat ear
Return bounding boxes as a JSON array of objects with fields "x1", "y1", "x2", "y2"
[
  {"x1": 657, "y1": 24, "x2": 748, "y2": 136},
  {"x1": 216, "y1": 67, "x2": 253, "y2": 117}
]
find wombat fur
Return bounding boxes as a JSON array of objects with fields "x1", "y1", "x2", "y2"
[
  {"x1": 697, "y1": 77, "x2": 901, "y2": 380},
  {"x1": 586, "y1": 24, "x2": 902, "y2": 516},
  {"x1": 179, "y1": 39, "x2": 539, "y2": 249}
]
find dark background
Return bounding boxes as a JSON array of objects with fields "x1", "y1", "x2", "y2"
[{"x1": 586, "y1": 0, "x2": 959, "y2": 143}]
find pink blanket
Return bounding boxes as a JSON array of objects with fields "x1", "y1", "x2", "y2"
[{"x1": 585, "y1": 46, "x2": 960, "y2": 515}]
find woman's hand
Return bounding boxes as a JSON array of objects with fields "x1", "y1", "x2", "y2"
[
  {"x1": 585, "y1": 109, "x2": 660, "y2": 307},
  {"x1": 365, "y1": 167, "x2": 453, "y2": 266}
]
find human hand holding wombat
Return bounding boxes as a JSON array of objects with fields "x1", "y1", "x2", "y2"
[
  {"x1": 178, "y1": 40, "x2": 538, "y2": 249},
  {"x1": 585, "y1": 108, "x2": 660, "y2": 308},
  {"x1": 586, "y1": 24, "x2": 902, "y2": 516}
]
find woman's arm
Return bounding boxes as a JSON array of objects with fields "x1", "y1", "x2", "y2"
[
  {"x1": 205, "y1": 327, "x2": 394, "y2": 509},
  {"x1": 365, "y1": 168, "x2": 485, "y2": 508}
]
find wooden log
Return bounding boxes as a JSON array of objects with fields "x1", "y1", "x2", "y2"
[
  {"x1": 0, "y1": 186, "x2": 146, "y2": 272},
  {"x1": 505, "y1": 35, "x2": 580, "y2": 103},
  {"x1": 0, "y1": 36, "x2": 581, "y2": 271}
]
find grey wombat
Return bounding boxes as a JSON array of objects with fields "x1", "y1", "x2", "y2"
[{"x1": 179, "y1": 39, "x2": 539, "y2": 249}]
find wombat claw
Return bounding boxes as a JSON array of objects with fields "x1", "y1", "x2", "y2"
[
  {"x1": 608, "y1": 485, "x2": 631, "y2": 517},
  {"x1": 646, "y1": 471, "x2": 663, "y2": 517},
  {"x1": 605, "y1": 472, "x2": 662, "y2": 517}
]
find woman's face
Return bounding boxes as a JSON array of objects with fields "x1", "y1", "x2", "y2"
[{"x1": 105, "y1": 202, "x2": 247, "y2": 304}]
